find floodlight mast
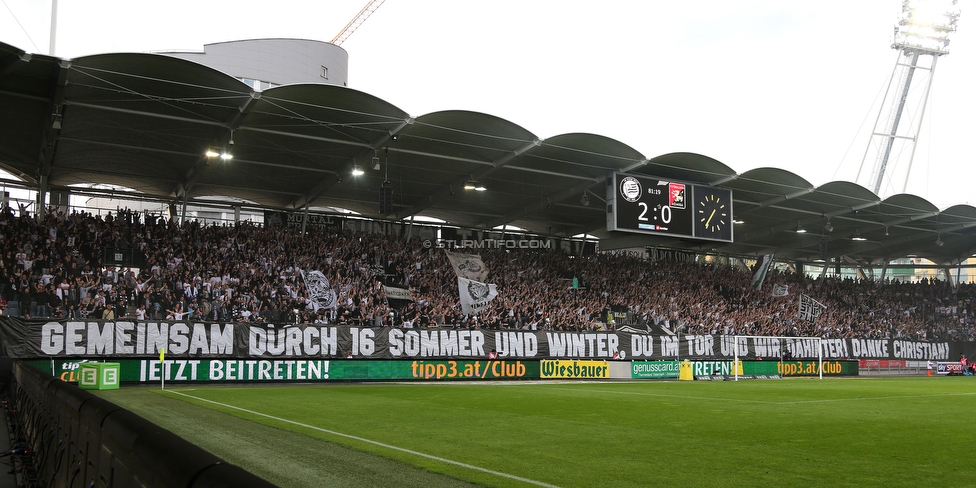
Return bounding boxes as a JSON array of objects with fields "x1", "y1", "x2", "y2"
[{"x1": 856, "y1": 0, "x2": 961, "y2": 197}]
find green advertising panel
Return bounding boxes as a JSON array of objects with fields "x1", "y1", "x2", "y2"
[
  {"x1": 742, "y1": 360, "x2": 858, "y2": 376},
  {"x1": 31, "y1": 359, "x2": 539, "y2": 383},
  {"x1": 631, "y1": 361, "x2": 680, "y2": 379},
  {"x1": 28, "y1": 358, "x2": 857, "y2": 383}
]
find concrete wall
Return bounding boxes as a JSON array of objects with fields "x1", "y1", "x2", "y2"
[{"x1": 163, "y1": 39, "x2": 348, "y2": 88}]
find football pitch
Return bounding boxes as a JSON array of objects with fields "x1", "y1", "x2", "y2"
[{"x1": 99, "y1": 377, "x2": 974, "y2": 487}]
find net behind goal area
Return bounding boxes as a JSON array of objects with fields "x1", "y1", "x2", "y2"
[{"x1": 731, "y1": 335, "x2": 825, "y2": 380}]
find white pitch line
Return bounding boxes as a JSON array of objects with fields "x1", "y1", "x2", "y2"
[
  {"x1": 545, "y1": 386, "x2": 976, "y2": 405},
  {"x1": 545, "y1": 386, "x2": 784, "y2": 404},
  {"x1": 166, "y1": 390, "x2": 560, "y2": 488}
]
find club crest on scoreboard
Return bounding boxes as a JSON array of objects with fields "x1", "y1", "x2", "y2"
[
  {"x1": 668, "y1": 182, "x2": 686, "y2": 209},
  {"x1": 620, "y1": 177, "x2": 642, "y2": 202}
]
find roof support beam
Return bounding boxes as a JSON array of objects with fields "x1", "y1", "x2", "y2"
[
  {"x1": 287, "y1": 117, "x2": 414, "y2": 211},
  {"x1": 174, "y1": 91, "x2": 262, "y2": 201},
  {"x1": 64, "y1": 101, "x2": 230, "y2": 127},
  {"x1": 0, "y1": 52, "x2": 31, "y2": 77},
  {"x1": 482, "y1": 179, "x2": 602, "y2": 231},
  {"x1": 734, "y1": 199, "x2": 882, "y2": 246},
  {"x1": 753, "y1": 187, "x2": 816, "y2": 209},
  {"x1": 34, "y1": 59, "x2": 70, "y2": 221},
  {"x1": 392, "y1": 139, "x2": 540, "y2": 220},
  {"x1": 481, "y1": 158, "x2": 647, "y2": 231}
]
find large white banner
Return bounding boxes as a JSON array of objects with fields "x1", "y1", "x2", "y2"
[
  {"x1": 798, "y1": 294, "x2": 826, "y2": 322},
  {"x1": 444, "y1": 250, "x2": 489, "y2": 281},
  {"x1": 0, "y1": 317, "x2": 957, "y2": 361},
  {"x1": 301, "y1": 270, "x2": 337, "y2": 311},
  {"x1": 457, "y1": 276, "x2": 498, "y2": 315}
]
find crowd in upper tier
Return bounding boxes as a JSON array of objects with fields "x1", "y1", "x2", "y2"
[{"x1": 0, "y1": 205, "x2": 973, "y2": 342}]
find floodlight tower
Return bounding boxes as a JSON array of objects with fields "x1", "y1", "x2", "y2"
[{"x1": 856, "y1": 0, "x2": 961, "y2": 197}]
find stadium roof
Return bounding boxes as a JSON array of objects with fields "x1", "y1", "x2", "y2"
[{"x1": 2, "y1": 40, "x2": 975, "y2": 267}]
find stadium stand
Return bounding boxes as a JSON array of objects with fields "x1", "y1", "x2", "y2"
[{"x1": 1, "y1": 205, "x2": 972, "y2": 342}]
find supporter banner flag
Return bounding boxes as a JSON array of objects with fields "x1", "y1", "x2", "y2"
[
  {"x1": 457, "y1": 276, "x2": 498, "y2": 315},
  {"x1": 751, "y1": 254, "x2": 774, "y2": 289},
  {"x1": 771, "y1": 284, "x2": 789, "y2": 297},
  {"x1": 300, "y1": 270, "x2": 337, "y2": 311},
  {"x1": 0, "y1": 316, "x2": 962, "y2": 361},
  {"x1": 444, "y1": 249, "x2": 489, "y2": 281},
  {"x1": 384, "y1": 285, "x2": 414, "y2": 309},
  {"x1": 798, "y1": 293, "x2": 826, "y2": 322}
]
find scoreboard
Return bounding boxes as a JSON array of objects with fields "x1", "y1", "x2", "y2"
[{"x1": 606, "y1": 172, "x2": 733, "y2": 243}]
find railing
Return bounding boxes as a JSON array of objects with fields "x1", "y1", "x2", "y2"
[{"x1": 8, "y1": 362, "x2": 278, "y2": 488}]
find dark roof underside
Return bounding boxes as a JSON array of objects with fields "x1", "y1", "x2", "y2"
[{"x1": 2, "y1": 41, "x2": 974, "y2": 266}]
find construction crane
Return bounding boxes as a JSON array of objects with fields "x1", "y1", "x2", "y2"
[{"x1": 331, "y1": 0, "x2": 386, "y2": 46}]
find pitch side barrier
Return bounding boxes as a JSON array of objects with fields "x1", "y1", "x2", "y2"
[
  {"x1": 9, "y1": 362, "x2": 278, "y2": 488},
  {"x1": 26, "y1": 358, "x2": 859, "y2": 383}
]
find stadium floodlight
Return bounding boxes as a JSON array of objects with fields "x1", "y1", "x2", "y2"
[
  {"x1": 351, "y1": 165, "x2": 365, "y2": 176},
  {"x1": 857, "y1": 0, "x2": 961, "y2": 197},
  {"x1": 893, "y1": 0, "x2": 961, "y2": 55},
  {"x1": 464, "y1": 180, "x2": 486, "y2": 191}
]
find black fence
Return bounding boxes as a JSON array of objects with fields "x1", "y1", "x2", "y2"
[{"x1": 8, "y1": 362, "x2": 277, "y2": 488}]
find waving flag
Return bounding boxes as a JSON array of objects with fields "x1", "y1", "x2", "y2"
[
  {"x1": 751, "y1": 254, "x2": 774, "y2": 290},
  {"x1": 457, "y1": 276, "x2": 498, "y2": 315},
  {"x1": 444, "y1": 249, "x2": 489, "y2": 281},
  {"x1": 301, "y1": 270, "x2": 337, "y2": 311},
  {"x1": 798, "y1": 294, "x2": 826, "y2": 322}
]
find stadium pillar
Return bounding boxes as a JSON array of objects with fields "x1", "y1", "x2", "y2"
[
  {"x1": 54, "y1": 189, "x2": 70, "y2": 214},
  {"x1": 180, "y1": 191, "x2": 189, "y2": 225},
  {"x1": 36, "y1": 174, "x2": 48, "y2": 224}
]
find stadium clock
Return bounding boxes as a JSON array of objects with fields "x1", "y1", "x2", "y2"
[
  {"x1": 693, "y1": 186, "x2": 733, "y2": 242},
  {"x1": 606, "y1": 173, "x2": 733, "y2": 243}
]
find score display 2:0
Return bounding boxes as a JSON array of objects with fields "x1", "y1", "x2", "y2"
[
  {"x1": 609, "y1": 173, "x2": 732, "y2": 242},
  {"x1": 611, "y1": 174, "x2": 693, "y2": 238},
  {"x1": 636, "y1": 200, "x2": 673, "y2": 227}
]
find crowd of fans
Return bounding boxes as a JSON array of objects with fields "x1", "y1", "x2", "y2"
[{"x1": 1, "y1": 205, "x2": 974, "y2": 342}]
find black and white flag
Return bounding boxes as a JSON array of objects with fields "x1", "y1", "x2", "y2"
[
  {"x1": 384, "y1": 285, "x2": 414, "y2": 309},
  {"x1": 457, "y1": 276, "x2": 498, "y2": 315},
  {"x1": 444, "y1": 249, "x2": 489, "y2": 282},
  {"x1": 300, "y1": 270, "x2": 337, "y2": 311},
  {"x1": 798, "y1": 293, "x2": 826, "y2": 322},
  {"x1": 751, "y1": 254, "x2": 774, "y2": 289},
  {"x1": 771, "y1": 284, "x2": 789, "y2": 297}
]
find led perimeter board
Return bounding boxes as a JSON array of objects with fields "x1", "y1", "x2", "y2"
[{"x1": 606, "y1": 172, "x2": 733, "y2": 242}]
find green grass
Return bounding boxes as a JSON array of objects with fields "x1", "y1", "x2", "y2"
[{"x1": 98, "y1": 377, "x2": 976, "y2": 488}]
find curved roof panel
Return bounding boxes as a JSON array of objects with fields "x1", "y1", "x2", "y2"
[
  {"x1": 640, "y1": 152, "x2": 736, "y2": 184},
  {"x1": 1, "y1": 40, "x2": 975, "y2": 266}
]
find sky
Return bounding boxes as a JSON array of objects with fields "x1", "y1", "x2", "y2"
[{"x1": 2, "y1": 0, "x2": 974, "y2": 208}]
